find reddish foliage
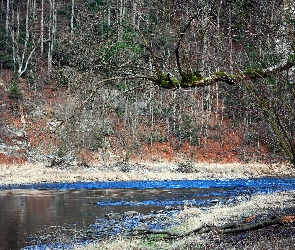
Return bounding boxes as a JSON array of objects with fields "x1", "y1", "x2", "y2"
[
  {"x1": 280, "y1": 216, "x2": 295, "y2": 223},
  {"x1": 0, "y1": 153, "x2": 26, "y2": 165},
  {"x1": 0, "y1": 70, "x2": 272, "y2": 165},
  {"x1": 139, "y1": 141, "x2": 175, "y2": 162}
]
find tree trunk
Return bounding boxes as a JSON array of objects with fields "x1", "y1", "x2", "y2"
[
  {"x1": 32, "y1": 0, "x2": 36, "y2": 20},
  {"x1": 71, "y1": 0, "x2": 75, "y2": 36},
  {"x1": 5, "y1": 0, "x2": 10, "y2": 36},
  {"x1": 11, "y1": 0, "x2": 36, "y2": 77},
  {"x1": 48, "y1": 0, "x2": 57, "y2": 75},
  {"x1": 40, "y1": 0, "x2": 44, "y2": 54}
]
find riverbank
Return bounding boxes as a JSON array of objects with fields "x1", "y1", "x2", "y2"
[
  {"x1": 0, "y1": 161, "x2": 294, "y2": 185},
  {"x1": 1, "y1": 161, "x2": 294, "y2": 249},
  {"x1": 75, "y1": 190, "x2": 295, "y2": 250}
]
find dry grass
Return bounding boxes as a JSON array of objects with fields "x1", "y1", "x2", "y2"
[
  {"x1": 1, "y1": 162, "x2": 294, "y2": 249},
  {"x1": 0, "y1": 161, "x2": 293, "y2": 185},
  {"x1": 74, "y1": 191, "x2": 295, "y2": 250},
  {"x1": 174, "y1": 190, "x2": 295, "y2": 231}
]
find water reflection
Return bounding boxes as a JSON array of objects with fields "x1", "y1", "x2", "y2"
[
  {"x1": 0, "y1": 178, "x2": 294, "y2": 249},
  {"x1": 0, "y1": 189, "x2": 173, "y2": 249},
  {"x1": 1, "y1": 190, "x2": 87, "y2": 249}
]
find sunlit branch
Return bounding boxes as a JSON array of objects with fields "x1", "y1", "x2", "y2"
[{"x1": 151, "y1": 56, "x2": 295, "y2": 89}]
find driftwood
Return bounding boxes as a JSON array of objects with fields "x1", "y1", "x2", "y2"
[{"x1": 131, "y1": 215, "x2": 293, "y2": 239}]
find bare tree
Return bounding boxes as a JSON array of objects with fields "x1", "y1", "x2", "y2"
[
  {"x1": 40, "y1": 0, "x2": 44, "y2": 54},
  {"x1": 71, "y1": 0, "x2": 74, "y2": 36},
  {"x1": 48, "y1": 0, "x2": 57, "y2": 75},
  {"x1": 9, "y1": 0, "x2": 38, "y2": 77},
  {"x1": 5, "y1": 0, "x2": 9, "y2": 36}
]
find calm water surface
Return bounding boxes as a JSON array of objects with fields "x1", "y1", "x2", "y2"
[{"x1": 0, "y1": 178, "x2": 295, "y2": 249}]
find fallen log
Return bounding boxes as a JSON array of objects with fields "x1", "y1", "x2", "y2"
[
  {"x1": 217, "y1": 216, "x2": 280, "y2": 234},
  {"x1": 130, "y1": 215, "x2": 294, "y2": 238}
]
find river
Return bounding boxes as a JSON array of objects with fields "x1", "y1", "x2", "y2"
[{"x1": 0, "y1": 178, "x2": 294, "y2": 249}]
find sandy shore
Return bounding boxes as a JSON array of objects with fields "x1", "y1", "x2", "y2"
[{"x1": 0, "y1": 161, "x2": 294, "y2": 185}]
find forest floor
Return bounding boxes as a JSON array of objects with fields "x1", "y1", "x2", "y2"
[{"x1": 0, "y1": 161, "x2": 294, "y2": 185}]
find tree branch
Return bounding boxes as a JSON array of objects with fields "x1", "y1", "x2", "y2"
[{"x1": 151, "y1": 56, "x2": 295, "y2": 89}]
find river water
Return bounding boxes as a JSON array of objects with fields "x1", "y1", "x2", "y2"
[{"x1": 0, "y1": 178, "x2": 295, "y2": 249}]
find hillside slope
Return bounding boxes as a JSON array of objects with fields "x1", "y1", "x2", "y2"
[{"x1": 0, "y1": 69, "x2": 272, "y2": 166}]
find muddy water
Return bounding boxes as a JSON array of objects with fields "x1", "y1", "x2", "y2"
[{"x1": 0, "y1": 178, "x2": 295, "y2": 249}]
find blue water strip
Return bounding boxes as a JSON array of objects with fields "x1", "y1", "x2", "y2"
[{"x1": 1, "y1": 178, "x2": 295, "y2": 190}]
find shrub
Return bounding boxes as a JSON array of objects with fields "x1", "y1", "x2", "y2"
[
  {"x1": 8, "y1": 78, "x2": 22, "y2": 99},
  {"x1": 175, "y1": 161, "x2": 195, "y2": 173}
]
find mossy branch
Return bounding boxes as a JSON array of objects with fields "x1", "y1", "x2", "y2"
[
  {"x1": 152, "y1": 56, "x2": 295, "y2": 89},
  {"x1": 152, "y1": 71, "x2": 236, "y2": 89}
]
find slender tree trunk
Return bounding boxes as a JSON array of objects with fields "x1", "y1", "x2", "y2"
[
  {"x1": 11, "y1": 4, "x2": 16, "y2": 72},
  {"x1": 5, "y1": 0, "x2": 10, "y2": 37},
  {"x1": 117, "y1": 0, "x2": 125, "y2": 40},
  {"x1": 48, "y1": 0, "x2": 56, "y2": 75},
  {"x1": 228, "y1": 6, "x2": 233, "y2": 74},
  {"x1": 25, "y1": 0, "x2": 30, "y2": 41},
  {"x1": 132, "y1": 0, "x2": 136, "y2": 26},
  {"x1": 33, "y1": 0, "x2": 36, "y2": 20},
  {"x1": 48, "y1": 0, "x2": 53, "y2": 74},
  {"x1": 172, "y1": 91, "x2": 176, "y2": 131},
  {"x1": 215, "y1": 83, "x2": 219, "y2": 121},
  {"x1": 107, "y1": 7, "x2": 111, "y2": 26},
  {"x1": 150, "y1": 88, "x2": 154, "y2": 146},
  {"x1": 71, "y1": 0, "x2": 75, "y2": 36},
  {"x1": 12, "y1": 0, "x2": 36, "y2": 77},
  {"x1": 40, "y1": 0, "x2": 44, "y2": 54},
  {"x1": 16, "y1": 4, "x2": 20, "y2": 39}
]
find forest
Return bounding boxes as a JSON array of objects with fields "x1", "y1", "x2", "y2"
[{"x1": 0, "y1": 0, "x2": 294, "y2": 166}]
